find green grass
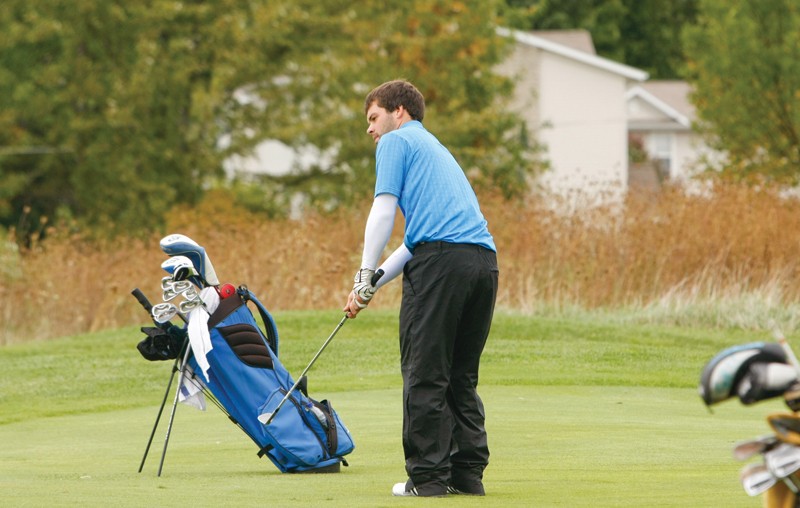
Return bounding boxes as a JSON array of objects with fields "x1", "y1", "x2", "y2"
[{"x1": 0, "y1": 309, "x2": 784, "y2": 506}]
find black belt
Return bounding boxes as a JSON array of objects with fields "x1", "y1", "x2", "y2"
[{"x1": 413, "y1": 241, "x2": 490, "y2": 254}]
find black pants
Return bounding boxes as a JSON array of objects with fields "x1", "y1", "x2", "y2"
[{"x1": 399, "y1": 242, "x2": 498, "y2": 492}]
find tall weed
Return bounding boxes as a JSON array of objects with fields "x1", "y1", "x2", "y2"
[{"x1": 3, "y1": 183, "x2": 800, "y2": 343}]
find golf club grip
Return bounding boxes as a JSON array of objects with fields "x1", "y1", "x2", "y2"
[
  {"x1": 132, "y1": 288, "x2": 154, "y2": 312},
  {"x1": 131, "y1": 288, "x2": 189, "y2": 325},
  {"x1": 371, "y1": 269, "x2": 384, "y2": 286}
]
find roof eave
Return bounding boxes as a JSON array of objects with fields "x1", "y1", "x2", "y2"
[{"x1": 497, "y1": 27, "x2": 649, "y2": 82}]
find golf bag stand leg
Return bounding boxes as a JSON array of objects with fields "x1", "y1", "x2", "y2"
[
  {"x1": 137, "y1": 338, "x2": 188, "y2": 473},
  {"x1": 157, "y1": 340, "x2": 193, "y2": 477}
]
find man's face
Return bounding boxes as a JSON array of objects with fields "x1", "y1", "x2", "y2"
[{"x1": 366, "y1": 101, "x2": 400, "y2": 145}]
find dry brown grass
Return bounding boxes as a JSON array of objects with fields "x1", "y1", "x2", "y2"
[{"x1": 4, "y1": 182, "x2": 800, "y2": 344}]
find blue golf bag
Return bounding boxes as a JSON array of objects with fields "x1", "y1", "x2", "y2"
[{"x1": 185, "y1": 287, "x2": 354, "y2": 473}]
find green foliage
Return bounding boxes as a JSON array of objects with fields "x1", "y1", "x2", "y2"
[
  {"x1": 499, "y1": 0, "x2": 699, "y2": 79},
  {"x1": 0, "y1": 0, "x2": 533, "y2": 238},
  {"x1": 619, "y1": 0, "x2": 698, "y2": 79},
  {"x1": 684, "y1": 0, "x2": 800, "y2": 182}
]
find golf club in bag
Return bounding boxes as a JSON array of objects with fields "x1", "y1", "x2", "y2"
[
  {"x1": 699, "y1": 324, "x2": 800, "y2": 507},
  {"x1": 133, "y1": 234, "x2": 356, "y2": 475}
]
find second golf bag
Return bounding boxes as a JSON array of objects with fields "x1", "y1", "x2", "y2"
[{"x1": 185, "y1": 287, "x2": 355, "y2": 473}]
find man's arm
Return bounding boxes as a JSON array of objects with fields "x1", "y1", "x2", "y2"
[
  {"x1": 361, "y1": 193, "x2": 398, "y2": 269},
  {"x1": 344, "y1": 193, "x2": 398, "y2": 318}
]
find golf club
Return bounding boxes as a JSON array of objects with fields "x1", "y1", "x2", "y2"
[
  {"x1": 733, "y1": 435, "x2": 780, "y2": 461},
  {"x1": 161, "y1": 256, "x2": 206, "y2": 289},
  {"x1": 162, "y1": 280, "x2": 193, "y2": 302},
  {"x1": 160, "y1": 234, "x2": 220, "y2": 286},
  {"x1": 770, "y1": 321, "x2": 800, "y2": 378},
  {"x1": 740, "y1": 462, "x2": 777, "y2": 496},
  {"x1": 259, "y1": 269, "x2": 385, "y2": 426},
  {"x1": 259, "y1": 314, "x2": 348, "y2": 426},
  {"x1": 152, "y1": 302, "x2": 180, "y2": 324},
  {"x1": 765, "y1": 442, "x2": 800, "y2": 481}
]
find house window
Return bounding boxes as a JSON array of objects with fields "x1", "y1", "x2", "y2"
[{"x1": 648, "y1": 133, "x2": 673, "y2": 180}]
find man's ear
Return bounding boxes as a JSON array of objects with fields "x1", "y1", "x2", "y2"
[{"x1": 394, "y1": 105, "x2": 406, "y2": 118}]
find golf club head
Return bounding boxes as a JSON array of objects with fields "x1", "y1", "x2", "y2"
[
  {"x1": 151, "y1": 302, "x2": 179, "y2": 324},
  {"x1": 733, "y1": 435, "x2": 780, "y2": 461},
  {"x1": 162, "y1": 280, "x2": 194, "y2": 302},
  {"x1": 740, "y1": 462, "x2": 777, "y2": 496},
  {"x1": 160, "y1": 234, "x2": 220, "y2": 286},
  {"x1": 161, "y1": 256, "x2": 194, "y2": 276},
  {"x1": 160, "y1": 255, "x2": 205, "y2": 289},
  {"x1": 765, "y1": 443, "x2": 800, "y2": 478}
]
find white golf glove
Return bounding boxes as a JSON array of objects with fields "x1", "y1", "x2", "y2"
[{"x1": 352, "y1": 267, "x2": 377, "y2": 308}]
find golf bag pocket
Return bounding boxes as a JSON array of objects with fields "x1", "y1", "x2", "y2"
[
  {"x1": 259, "y1": 388, "x2": 327, "y2": 467},
  {"x1": 318, "y1": 399, "x2": 355, "y2": 457}
]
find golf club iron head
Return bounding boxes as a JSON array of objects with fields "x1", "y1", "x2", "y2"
[
  {"x1": 160, "y1": 234, "x2": 220, "y2": 286},
  {"x1": 733, "y1": 435, "x2": 780, "y2": 461},
  {"x1": 151, "y1": 302, "x2": 179, "y2": 324},
  {"x1": 765, "y1": 442, "x2": 800, "y2": 479},
  {"x1": 162, "y1": 280, "x2": 193, "y2": 302},
  {"x1": 740, "y1": 462, "x2": 777, "y2": 496}
]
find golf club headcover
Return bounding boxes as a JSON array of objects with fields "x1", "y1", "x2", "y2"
[
  {"x1": 737, "y1": 362, "x2": 798, "y2": 405},
  {"x1": 699, "y1": 342, "x2": 788, "y2": 406},
  {"x1": 137, "y1": 325, "x2": 186, "y2": 361}
]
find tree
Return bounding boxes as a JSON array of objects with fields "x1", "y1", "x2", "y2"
[
  {"x1": 619, "y1": 0, "x2": 698, "y2": 79},
  {"x1": 500, "y1": 0, "x2": 626, "y2": 61},
  {"x1": 0, "y1": 0, "x2": 534, "y2": 238},
  {"x1": 499, "y1": 0, "x2": 699, "y2": 80},
  {"x1": 684, "y1": 0, "x2": 800, "y2": 181}
]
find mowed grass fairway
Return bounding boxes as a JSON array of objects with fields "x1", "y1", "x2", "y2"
[{"x1": 0, "y1": 309, "x2": 784, "y2": 507}]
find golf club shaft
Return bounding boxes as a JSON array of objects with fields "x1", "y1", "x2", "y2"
[
  {"x1": 264, "y1": 315, "x2": 348, "y2": 425},
  {"x1": 264, "y1": 270, "x2": 383, "y2": 425},
  {"x1": 771, "y1": 321, "x2": 800, "y2": 377}
]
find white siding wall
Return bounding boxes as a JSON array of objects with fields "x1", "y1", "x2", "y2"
[{"x1": 537, "y1": 52, "x2": 628, "y2": 198}]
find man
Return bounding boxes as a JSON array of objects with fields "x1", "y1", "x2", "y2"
[{"x1": 343, "y1": 80, "x2": 499, "y2": 497}]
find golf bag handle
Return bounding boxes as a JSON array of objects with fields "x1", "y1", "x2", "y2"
[{"x1": 239, "y1": 287, "x2": 280, "y2": 356}]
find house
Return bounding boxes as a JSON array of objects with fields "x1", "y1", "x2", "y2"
[
  {"x1": 227, "y1": 27, "x2": 716, "y2": 203},
  {"x1": 495, "y1": 28, "x2": 648, "y2": 201},
  {"x1": 626, "y1": 81, "x2": 720, "y2": 189},
  {"x1": 495, "y1": 28, "x2": 718, "y2": 199}
]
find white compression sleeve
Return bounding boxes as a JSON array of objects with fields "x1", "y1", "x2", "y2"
[
  {"x1": 374, "y1": 243, "x2": 412, "y2": 289},
  {"x1": 361, "y1": 193, "x2": 398, "y2": 270}
]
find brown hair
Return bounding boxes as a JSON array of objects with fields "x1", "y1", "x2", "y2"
[{"x1": 364, "y1": 80, "x2": 425, "y2": 121}]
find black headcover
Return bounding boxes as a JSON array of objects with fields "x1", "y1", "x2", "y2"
[
  {"x1": 137, "y1": 325, "x2": 187, "y2": 361},
  {"x1": 698, "y1": 342, "x2": 788, "y2": 406}
]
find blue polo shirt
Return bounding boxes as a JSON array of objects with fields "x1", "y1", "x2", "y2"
[{"x1": 374, "y1": 121, "x2": 496, "y2": 253}]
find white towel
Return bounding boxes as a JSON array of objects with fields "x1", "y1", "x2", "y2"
[
  {"x1": 178, "y1": 367, "x2": 207, "y2": 410},
  {"x1": 186, "y1": 286, "x2": 220, "y2": 382}
]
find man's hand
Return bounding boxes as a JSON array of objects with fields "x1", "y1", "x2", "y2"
[
  {"x1": 353, "y1": 267, "x2": 377, "y2": 303},
  {"x1": 343, "y1": 291, "x2": 368, "y2": 319},
  {"x1": 344, "y1": 268, "x2": 378, "y2": 319}
]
